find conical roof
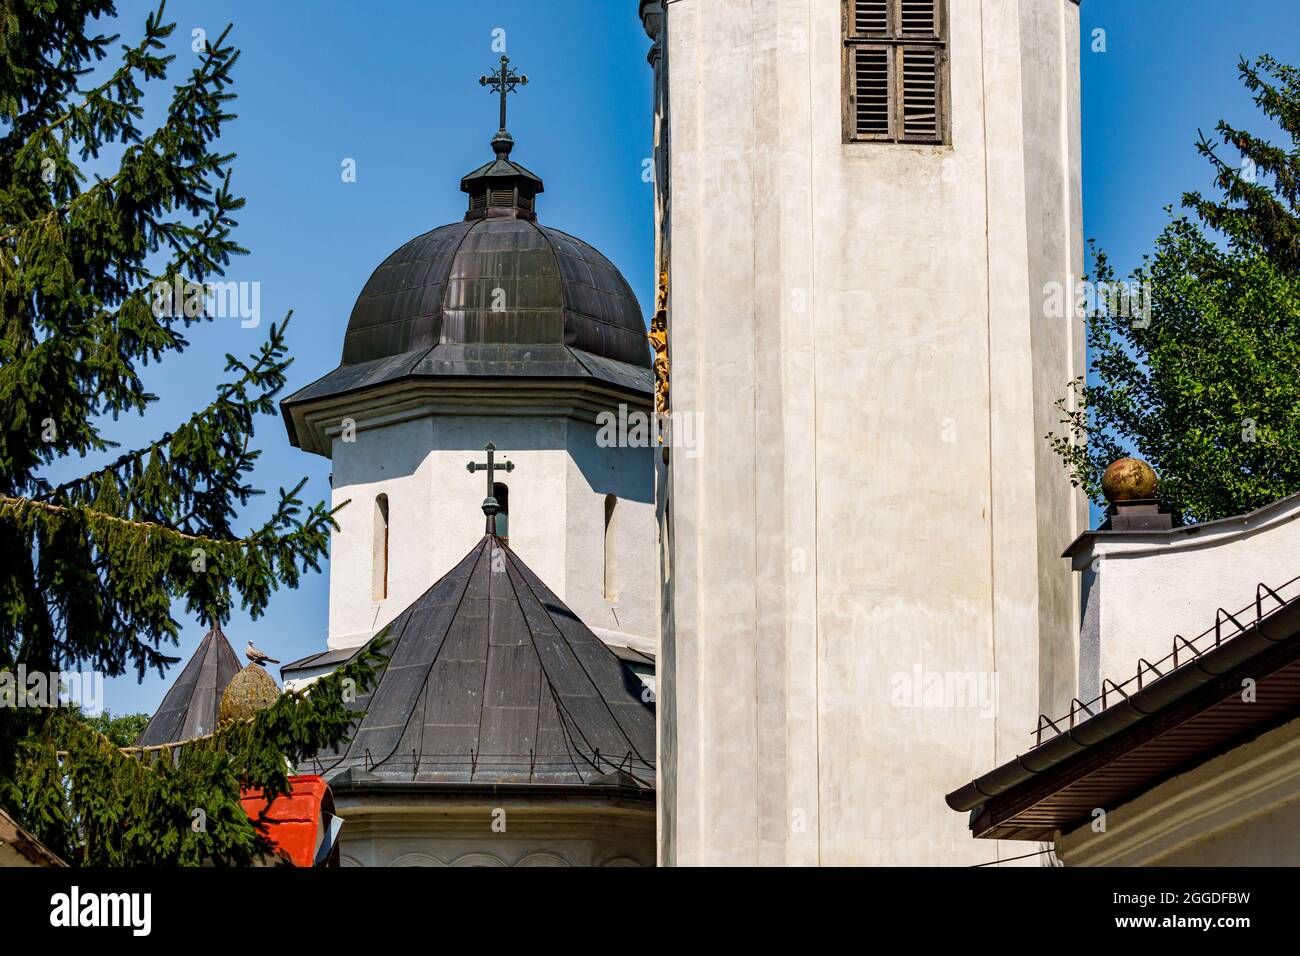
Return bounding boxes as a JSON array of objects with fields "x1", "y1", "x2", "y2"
[
  {"x1": 136, "y1": 625, "x2": 242, "y2": 747},
  {"x1": 310, "y1": 536, "x2": 655, "y2": 791}
]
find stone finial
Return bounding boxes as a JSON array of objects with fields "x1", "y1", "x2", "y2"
[
  {"x1": 220, "y1": 664, "x2": 280, "y2": 722},
  {"x1": 1101, "y1": 457, "x2": 1158, "y2": 503}
]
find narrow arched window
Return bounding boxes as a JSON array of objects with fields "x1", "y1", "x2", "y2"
[
  {"x1": 604, "y1": 494, "x2": 618, "y2": 602},
  {"x1": 493, "y1": 482, "x2": 509, "y2": 543},
  {"x1": 372, "y1": 494, "x2": 389, "y2": 600}
]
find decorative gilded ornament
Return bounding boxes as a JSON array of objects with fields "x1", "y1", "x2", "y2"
[{"x1": 1101, "y1": 457, "x2": 1158, "y2": 502}]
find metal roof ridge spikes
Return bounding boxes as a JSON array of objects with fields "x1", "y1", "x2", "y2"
[{"x1": 945, "y1": 586, "x2": 1300, "y2": 840}]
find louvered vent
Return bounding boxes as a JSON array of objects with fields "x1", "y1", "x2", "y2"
[
  {"x1": 854, "y1": 0, "x2": 888, "y2": 35},
  {"x1": 843, "y1": 0, "x2": 947, "y2": 144},
  {"x1": 902, "y1": 48, "x2": 939, "y2": 139},
  {"x1": 517, "y1": 193, "x2": 535, "y2": 213},
  {"x1": 490, "y1": 188, "x2": 515, "y2": 207},
  {"x1": 470, "y1": 191, "x2": 488, "y2": 212},
  {"x1": 854, "y1": 48, "x2": 890, "y2": 136},
  {"x1": 899, "y1": 0, "x2": 936, "y2": 36}
]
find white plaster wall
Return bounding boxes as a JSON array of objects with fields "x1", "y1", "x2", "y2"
[
  {"x1": 333, "y1": 801, "x2": 655, "y2": 867},
  {"x1": 652, "y1": 0, "x2": 1084, "y2": 865},
  {"x1": 565, "y1": 420, "x2": 657, "y2": 645},
  {"x1": 1018, "y1": 0, "x2": 1088, "y2": 716},
  {"x1": 1070, "y1": 496, "x2": 1300, "y2": 702},
  {"x1": 1153, "y1": 794, "x2": 1300, "y2": 866},
  {"x1": 327, "y1": 413, "x2": 656, "y2": 652},
  {"x1": 328, "y1": 415, "x2": 437, "y2": 649}
]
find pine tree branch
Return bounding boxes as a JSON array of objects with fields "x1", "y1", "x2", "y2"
[
  {"x1": 21, "y1": 3, "x2": 166, "y2": 140},
  {"x1": 0, "y1": 186, "x2": 251, "y2": 472},
  {"x1": 0, "y1": 491, "x2": 348, "y2": 548},
  {"x1": 2, "y1": 494, "x2": 258, "y2": 544},
  {"x1": 55, "y1": 715, "x2": 255, "y2": 759},
  {"x1": 0, "y1": 4, "x2": 240, "y2": 234},
  {"x1": 34, "y1": 313, "x2": 294, "y2": 502}
]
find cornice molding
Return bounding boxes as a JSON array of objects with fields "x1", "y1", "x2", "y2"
[{"x1": 285, "y1": 378, "x2": 654, "y2": 458}]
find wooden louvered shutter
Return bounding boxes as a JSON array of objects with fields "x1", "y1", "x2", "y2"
[
  {"x1": 899, "y1": 0, "x2": 937, "y2": 36},
  {"x1": 854, "y1": 47, "x2": 891, "y2": 138},
  {"x1": 844, "y1": 0, "x2": 947, "y2": 144},
  {"x1": 900, "y1": 47, "x2": 940, "y2": 141},
  {"x1": 854, "y1": 0, "x2": 888, "y2": 35}
]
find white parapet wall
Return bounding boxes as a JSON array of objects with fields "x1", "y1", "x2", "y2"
[{"x1": 1065, "y1": 493, "x2": 1300, "y2": 706}]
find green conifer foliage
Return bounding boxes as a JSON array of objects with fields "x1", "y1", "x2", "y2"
[
  {"x1": 1051, "y1": 56, "x2": 1300, "y2": 524},
  {"x1": 0, "y1": 1, "x2": 379, "y2": 864}
]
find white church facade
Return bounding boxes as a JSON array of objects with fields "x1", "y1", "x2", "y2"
[{"x1": 271, "y1": 61, "x2": 662, "y2": 867}]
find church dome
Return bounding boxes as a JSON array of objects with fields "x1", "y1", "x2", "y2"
[
  {"x1": 340, "y1": 216, "x2": 649, "y2": 370},
  {"x1": 282, "y1": 82, "x2": 653, "y2": 452}
]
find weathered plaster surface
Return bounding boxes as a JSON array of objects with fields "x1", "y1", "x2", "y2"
[
  {"x1": 323, "y1": 405, "x2": 656, "y2": 655},
  {"x1": 334, "y1": 797, "x2": 655, "y2": 867},
  {"x1": 1068, "y1": 494, "x2": 1300, "y2": 702},
  {"x1": 648, "y1": 0, "x2": 1084, "y2": 865}
]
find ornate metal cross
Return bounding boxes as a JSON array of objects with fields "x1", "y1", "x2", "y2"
[
  {"x1": 479, "y1": 54, "x2": 528, "y2": 132},
  {"x1": 466, "y1": 442, "x2": 515, "y2": 534}
]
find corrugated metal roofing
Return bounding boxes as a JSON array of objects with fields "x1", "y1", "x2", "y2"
[{"x1": 306, "y1": 535, "x2": 655, "y2": 792}]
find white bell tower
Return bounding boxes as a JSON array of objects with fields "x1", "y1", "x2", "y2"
[{"x1": 643, "y1": 0, "x2": 1087, "y2": 865}]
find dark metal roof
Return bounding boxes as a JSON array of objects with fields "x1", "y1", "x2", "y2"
[
  {"x1": 340, "y1": 217, "x2": 648, "y2": 368},
  {"x1": 946, "y1": 585, "x2": 1300, "y2": 840},
  {"x1": 306, "y1": 535, "x2": 656, "y2": 793},
  {"x1": 611, "y1": 646, "x2": 655, "y2": 666},
  {"x1": 281, "y1": 341, "x2": 652, "y2": 420},
  {"x1": 280, "y1": 646, "x2": 356, "y2": 676},
  {"x1": 136, "y1": 625, "x2": 242, "y2": 747},
  {"x1": 280, "y1": 215, "x2": 651, "y2": 423},
  {"x1": 459, "y1": 152, "x2": 544, "y2": 195}
]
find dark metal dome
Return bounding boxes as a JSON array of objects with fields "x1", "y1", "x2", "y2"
[
  {"x1": 340, "y1": 216, "x2": 650, "y2": 370},
  {"x1": 281, "y1": 127, "x2": 653, "y2": 449}
]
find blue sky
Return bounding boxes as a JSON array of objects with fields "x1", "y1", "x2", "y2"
[
  {"x1": 88, "y1": 0, "x2": 1300, "y2": 716},
  {"x1": 1079, "y1": 0, "x2": 1300, "y2": 271}
]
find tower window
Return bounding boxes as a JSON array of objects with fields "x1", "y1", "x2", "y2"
[
  {"x1": 843, "y1": 0, "x2": 949, "y2": 144},
  {"x1": 372, "y1": 494, "x2": 389, "y2": 601},
  {"x1": 493, "y1": 482, "x2": 509, "y2": 542},
  {"x1": 603, "y1": 495, "x2": 618, "y2": 602}
]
